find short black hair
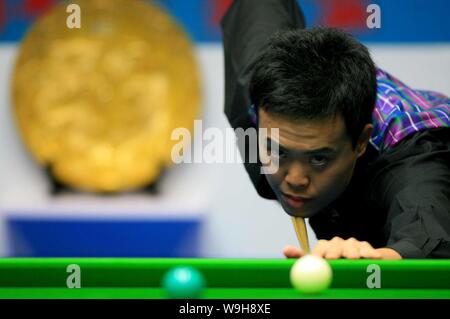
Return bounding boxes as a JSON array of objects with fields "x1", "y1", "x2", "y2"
[{"x1": 249, "y1": 27, "x2": 377, "y2": 147}]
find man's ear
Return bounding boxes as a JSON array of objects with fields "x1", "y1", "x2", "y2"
[{"x1": 356, "y1": 124, "x2": 373, "y2": 157}]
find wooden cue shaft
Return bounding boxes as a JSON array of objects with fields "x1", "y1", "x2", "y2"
[{"x1": 291, "y1": 216, "x2": 310, "y2": 254}]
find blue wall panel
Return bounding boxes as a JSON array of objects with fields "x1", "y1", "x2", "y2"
[
  {"x1": 0, "y1": 0, "x2": 449, "y2": 43},
  {"x1": 7, "y1": 218, "x2": 202, "y2": 257}
]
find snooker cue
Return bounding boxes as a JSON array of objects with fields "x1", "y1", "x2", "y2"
[{"x1": 291, "y1": 216, "x2": 310, "y2": 254}]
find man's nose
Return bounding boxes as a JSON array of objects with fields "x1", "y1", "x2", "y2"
[{"x1": 285, "y1": 162, "x2": 310, "y2": 189}]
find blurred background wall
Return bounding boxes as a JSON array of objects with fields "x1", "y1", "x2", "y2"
[{"x1": 0, "y1": 0, "x2": 449, "y2": 258}]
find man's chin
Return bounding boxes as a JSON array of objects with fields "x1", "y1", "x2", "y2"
[
  {"x1": 287, "y1": 210, "x2": 317, "y2": 218},
  {"x1": 280, "y1": 202, "x2": 318, "y2": 218}
]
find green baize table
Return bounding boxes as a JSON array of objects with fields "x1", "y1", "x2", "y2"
[{"x1": 0, "y1": 258, "x2": 449, "y2": 299}]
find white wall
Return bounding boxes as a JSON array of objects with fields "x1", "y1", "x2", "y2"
[{"x1": 1, "y1": 43, "x2": 449, "y2": 258}]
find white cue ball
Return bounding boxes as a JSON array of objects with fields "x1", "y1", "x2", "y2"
[{"x1": 290, "y1": 255, "x2": 333, "y2": 294}]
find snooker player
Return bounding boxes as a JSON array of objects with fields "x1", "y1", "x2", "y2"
[{"x1": 221, "y1": 0, "x2": 450, "y2": 259}]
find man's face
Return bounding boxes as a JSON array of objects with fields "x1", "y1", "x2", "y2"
[{"x1": 258, "y1": 109, "x2": 370, "y2": 218}]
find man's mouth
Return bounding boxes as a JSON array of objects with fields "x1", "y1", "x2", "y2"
[{"x1": 281, "y1": 193, "x2": 311, "y2": 209}]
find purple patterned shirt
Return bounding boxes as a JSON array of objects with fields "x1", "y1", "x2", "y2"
[{"x1": 371, "y1": 68, "x2": 450, "y2": 151}]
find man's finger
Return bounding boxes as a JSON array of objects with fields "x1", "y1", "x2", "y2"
[
  {"x1": 360, "y1": 247, "x2": 382, "y2": 259},
  {"x1": 311, "y1": 240, "x2": 330, "y2": 258},
  {"x1": 320, "y1": 237, "x2": 344, "y2": 259},
  {"x1": 283, "y1": 245, "x2": 304, "y2": 258},
  {"x1": 324, "y1": 245, "x2": 343, "y2": 259},
  {"x1": 342, "y1": 242, "x2": 360, "y2": 259},
  {"x1": 359, "y1": 242, "x2": 382, "y2": 259}
]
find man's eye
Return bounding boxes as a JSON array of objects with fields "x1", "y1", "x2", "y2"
[{"x1": 310, "y1": 155, "x2": 329, "y2": 167}]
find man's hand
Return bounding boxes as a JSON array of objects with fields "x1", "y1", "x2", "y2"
[{"x1": 283, "y1": 237, "x2": 402, "y2": 259}]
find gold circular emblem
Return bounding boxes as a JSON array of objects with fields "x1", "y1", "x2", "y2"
[{"x1": 12, "y1": 0, "x2": 201, "y2": 192}]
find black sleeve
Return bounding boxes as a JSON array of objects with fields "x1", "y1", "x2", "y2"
[
  {"x1": 221, "y1": 0, "x2": 305, "y2": 199},
  {"x1": 375, "y1": 129, "x2": 450, "y2": 258}
]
